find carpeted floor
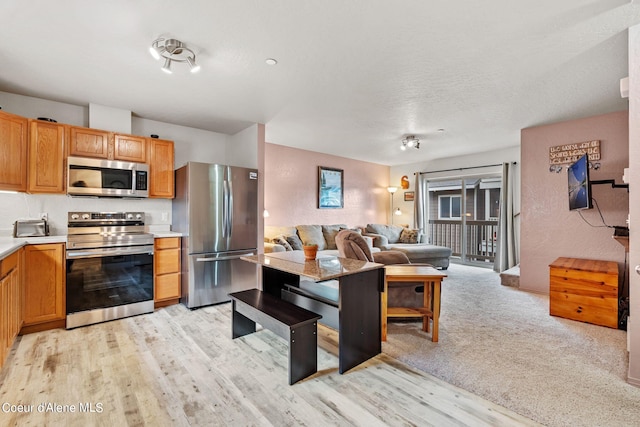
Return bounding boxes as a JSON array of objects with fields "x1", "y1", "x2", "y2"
[{"x1": 382, "y1": 262, "x2": 640, "y2": 427}]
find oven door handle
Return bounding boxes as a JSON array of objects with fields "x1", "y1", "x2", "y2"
[{"x1": 66, "y1": 245, "x2": 154, "y2": 259}]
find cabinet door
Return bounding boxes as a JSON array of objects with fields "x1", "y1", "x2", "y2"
[
  {"x1": 114, "y1": 134, "x2": 147, "y2": 162},
  {"x1": 154, "y1": 238, "x2": 181, "y2": 302},
  {"x1": 148, "y1": 138, "x2": 175, "y2": 198},
  {"x1": 68, "y1": 126, "x2": 111, "y2": 159},
  {"x1": 28, "y1": 120, "x2": 66, "y2": 194},
  {"x1": 23, "y1": 244, "x2": 65, "y2": 325},
  {"x1": 0, "y1": 274, "x2": 7, "y2": 367},
  {"x1": 0, "y1": 111, "x2": 28, "y2": 191}
]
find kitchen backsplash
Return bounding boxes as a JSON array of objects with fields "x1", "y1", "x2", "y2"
[{"x1": 0, "y1": 192, "x2": 172, "y2": 236}]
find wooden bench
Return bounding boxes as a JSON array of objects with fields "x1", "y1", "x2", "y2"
[{"x1": 229, "y1": 288, "x2": 322, "y2": 385}]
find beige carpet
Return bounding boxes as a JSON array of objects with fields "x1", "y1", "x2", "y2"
[{"x1": 382, "y1": 262, "x2": 640, "y2": 427}]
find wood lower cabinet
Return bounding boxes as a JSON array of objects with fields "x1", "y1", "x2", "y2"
[
  {"x1": 0, "y1": 110, "x2": 28, "y2": 192},
  {"x1": 549, "y1": 257, "x2": 619, "y2": 329},
  {"x1": 68, "y1": 126, "x2": 111, "y2": 159},
  {"x1": 148, "y1": 138, "x2": 175, "y2": 198},
  {"x1": 1, "y1": 249, "x2": 22, "y2": 369},
  {"x1": 154, "y1": 237, "x2": 181, "y2": 307},
  {"x1": 22, "y1": 243, "x2": 65, "y2": 333},
  {"x1": 28, "y1": 120, "x2": 66, "y2": 194},
  {"x1": 114, "y1": 134, "x2": 147, "y2": 162}
]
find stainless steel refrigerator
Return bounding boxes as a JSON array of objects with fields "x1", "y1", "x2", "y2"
[{"x1": 173, "y1": 162, "x2": 259, "y2": 308}]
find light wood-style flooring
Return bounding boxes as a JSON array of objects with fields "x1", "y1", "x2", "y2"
[{"x1": 0, "y1": 303, "x2": 540, "y2": 426}]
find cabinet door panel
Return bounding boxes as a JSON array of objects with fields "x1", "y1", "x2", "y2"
[
  {"x1": 68, "y1": 126, "x2": 110, "y2": 159},
  {"x1": 28, "y1": 121, "x2": 65, "y2": 193},
  {"x1": 23, "y1": 244, "x2": 65, "y2": 325},
  {"x1": 155, "y1": 273, "x2": 181, "y2": 301},
  {"x1": 149, "y1": 138, "x2": 175, "y2": 198},
  {"x1": 114, "y1": 134, "x2": 147, "y2": 162},
  {"x1": 0, "y1": 111, "x2": 28, "y2": 191}
]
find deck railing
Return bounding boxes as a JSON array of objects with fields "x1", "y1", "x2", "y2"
[{"x1": 427, "y1": 219, "x2": 498, "y2": 263}]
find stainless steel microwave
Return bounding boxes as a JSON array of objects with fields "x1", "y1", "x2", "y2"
[{"x1": 67, "y1": 156, "x2": 149, "y2": 198}]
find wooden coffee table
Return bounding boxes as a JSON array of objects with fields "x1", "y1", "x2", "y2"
[{"x1": 383, "y1": 265, "x2": 447, "y2": 342}]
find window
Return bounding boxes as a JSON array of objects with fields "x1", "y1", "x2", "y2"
[
  {"x1": 486, "y1": 188, "x2": 500, "y2": 220},
  {"x1": 439, "y1": 195, "x2": 461, "y2": 219}
]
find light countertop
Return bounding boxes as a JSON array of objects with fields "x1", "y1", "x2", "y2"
[{"x1": 0, "y1": 231, "x2": 183, "y2": 260}]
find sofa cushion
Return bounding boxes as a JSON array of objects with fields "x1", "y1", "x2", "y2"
[
  {"x1": 322, "y1": 224, "x2": 348, "y2": 249},
  {"x1": 366, "y1": 224, "x2": 404, "y2": 244},
  {"x1": 286, "y1": 234, "x2": 304, "y2": 250},
  {"x1": 264, "y1": 225, "x2": 297, "y2": 241},
  {"x1": 399, "y1": 228, "x2": 419, "y2": 244},
  {"x1": 271, "y1": 234, "x2": 293, "y2": 251},
  {"x1": 296, "y1": 225, "x2": 326, "y2": 250}
]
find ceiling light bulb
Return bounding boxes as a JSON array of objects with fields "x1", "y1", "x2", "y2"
[
  {"x1": 400, "y1": 144, "x2": 407, "y2": 151},
  {"x1": 149, "y1": 46, "x2": 161, "y2": 60},
  {"x1": 407, "y1": 139, "x2": 414, "y2": 147},
  {"x1": 161, "y1": 58, "x2": 172, "y2": 74},
  {"x1": 187, "y1": 56, "x2": 201, "y2": 73}
]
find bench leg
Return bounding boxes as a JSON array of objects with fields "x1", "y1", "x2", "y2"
[
  {"x1": 232, "y1": 300, "x2": 257, "y2": 339},
  {"x1": 288, "y1": 322, "x2": 318, "y2": 385}
]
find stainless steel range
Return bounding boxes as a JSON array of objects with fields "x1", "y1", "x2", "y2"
[{"x1": 66, "y1": 212, "x2": 154, "y2": 329}]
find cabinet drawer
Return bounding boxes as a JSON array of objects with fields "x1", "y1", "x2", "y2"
[
  {"x1": 0, "y1": 250, "x2": 19, "y2": 278},
  {"x1": 155, "y1": 248, "x2": 180, "y2": 275},
  {"x1": 155, "y1": 237, "x2": 180, "y2": 250},
  {"x1": 155, "y1": 273, "x2": 181, "y2": 301}
]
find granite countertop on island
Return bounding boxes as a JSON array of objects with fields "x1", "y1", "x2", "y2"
[{"x1": 241, "y1": 251, "x2": 383, "y2": 281}]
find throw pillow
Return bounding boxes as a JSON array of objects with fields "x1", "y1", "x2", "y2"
[
  {"x1": 285, "y1": 234, "x2": 304, "y2": 250},
  {"x1": 322, "y1": 224, "x2": 348, "y2": 250},
  {"x1": 271, "y1": 234, "x2": 293, "y2": 251},
  {"x1": 296, "y1": 225, "x2": 326, "y2": 250},
  {"x1": 399, "y1": 228, "x2": 419, "y2": 244}
]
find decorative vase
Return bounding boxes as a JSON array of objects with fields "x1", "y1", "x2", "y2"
[{"x1": 303, "y1": 245, "x2": 318, "y2": 260}]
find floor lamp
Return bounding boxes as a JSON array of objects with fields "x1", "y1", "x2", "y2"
[{"x1": 387, "y1": 186, "x2": 400, "y2": 224}]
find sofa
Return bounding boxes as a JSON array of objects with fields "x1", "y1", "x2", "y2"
[
  {"x1": 264, "y1": 224, "x2": 380, "y2": 256},
  {"x1": 363, "y1": 223, "x2": 452, "y2": 269}
]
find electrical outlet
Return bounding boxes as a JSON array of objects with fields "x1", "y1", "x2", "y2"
[
  {"x1": 161, "y1": 212, "x2": 169, "y2": 222},
  {"x1": 40, "y1": 212, "x2": 48, "y2": 221}
]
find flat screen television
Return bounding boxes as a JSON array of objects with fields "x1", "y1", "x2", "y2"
[{"x1": 567, "y1": 154, "x2": 592, "y2": 210}]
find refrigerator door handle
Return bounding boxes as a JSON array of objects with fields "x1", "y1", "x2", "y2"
[
  {"x1": 196, "y1": 252, "x2": 254, "y2": 262},
  {"x1": 227, "y1": 174, "x2": 234, "y2": 237},
  {"x1": 222, "y1": 179, "x2": 229, "y2": 238}
]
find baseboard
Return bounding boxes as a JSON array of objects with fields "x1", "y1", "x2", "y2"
[
  {"x1": 155, "y1": 298, "x2": 180, "y2": 309},
  {"x1": 20, "y1": 319, "x2": 66, "y2": 335},
  {"x1": 628, "y1": 375, "x2": 640, "y2": 388}
]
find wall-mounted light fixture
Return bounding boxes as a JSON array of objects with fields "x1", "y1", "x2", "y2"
[{"x1": 150, "y1": 37, "x2": 201, "y2": 74}]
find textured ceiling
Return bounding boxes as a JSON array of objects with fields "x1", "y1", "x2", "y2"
[{"x1": 0, "y1": 0, "x2": 638, "y2": 166}]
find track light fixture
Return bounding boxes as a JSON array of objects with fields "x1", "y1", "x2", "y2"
[
  {"x1": 401, "y1": 135, "x2": 420, "y2": 150},
  {"x1": 150, "y1": 37, "x2": 201, "y2": 74}
]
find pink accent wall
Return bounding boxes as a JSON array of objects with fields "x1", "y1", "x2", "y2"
[
  {"x1": 520, "y1": 110, "x2": 629, "y2": 293},
  {"x1": 264, "y1": 143, "x2": 389, "y2": 227}
]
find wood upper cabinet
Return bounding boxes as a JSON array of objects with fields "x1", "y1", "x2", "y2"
[
  {"x1": 148, "y1": 138, "x2": 175, "y2": 198},
  {"x1": 114, "y1": 134, "x2": 147, "y2": 162},
  {"x1": 23, "y1": 244, "x2": 65, "y2": 327},
  {"x1": 0, "y1": 110, "x2": 28, "y2": 192},
  {"x1": 68, "y1": 126, "x2": 111, "y2": 159},
  {"x1": 154, "y1": 237, "x2": 181, "y2": 305},
  {"x1": 28, "y1": 120, "x2": 66, "y2": 194}
]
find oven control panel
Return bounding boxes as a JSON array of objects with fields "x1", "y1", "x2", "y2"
[{"x1": 68, "y1": 212, "x2": 145, "y2": 225}]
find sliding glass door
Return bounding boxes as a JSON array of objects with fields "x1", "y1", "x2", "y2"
[{"x1": 423, "y1": 174, "x2": 502, "y2": 267}]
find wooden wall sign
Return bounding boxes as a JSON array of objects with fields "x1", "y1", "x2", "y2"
[{"x1": 549, "y1": 140, "x2": 600, "y2": 165}]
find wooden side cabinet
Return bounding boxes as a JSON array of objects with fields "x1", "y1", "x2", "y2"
[
  {"x1": 68, "y1": 126, "x2": 111, "y2": 159},
  {"x1": 148, "y1": 138, "x2": 175, "y2": 198},
  {"x1": 154, "y1": 237, "x2": 181, "y2": 307},
  {"x1": 1, "y1": 249, "x2": 22, "y2": 370},
  {"x1": 22, "y1": 243, "x2": 65, "y2": 333},
  {"x1": 549, "y1": 257, "x2": 619, "y2": 329},
  {"x1": 114, "y1": 134, "x2": 147, "y2": 163},
  {"x1": 28, "y1": 120, "x2": 66, "y2": 194},
  {"x1": 0, "y1": 110, "x2": 28, "y2": 192}
]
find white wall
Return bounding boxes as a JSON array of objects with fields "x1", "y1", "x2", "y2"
[
  {"x1": 132, "y1": 117, "x2": 229, "y2": 168},
  {"x1": 390, "y1": 146, "x2": 521, "y2": 227},
  {"x1": 228, "y1": 124, "x2": 260, "y2": 169},
  {"x1": 0, "y1": 91, "x2": 87, "y2": 126}
]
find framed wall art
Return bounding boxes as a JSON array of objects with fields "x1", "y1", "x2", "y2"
[
  {"x1": 318, "y1": 166, "x2": 344, "y2": 208},
  {"x1": 404, "y1": 191, "x2": 415, "y2": 201}
]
